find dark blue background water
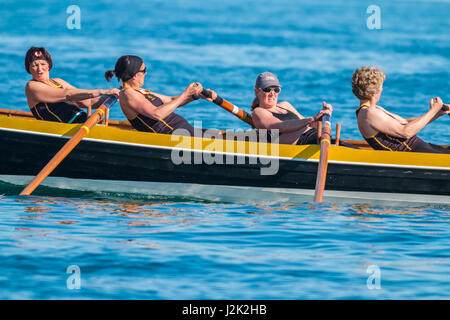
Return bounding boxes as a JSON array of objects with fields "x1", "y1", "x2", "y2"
[{"x1": 0, "y1": 0, "x2": 449, "y2": 299}]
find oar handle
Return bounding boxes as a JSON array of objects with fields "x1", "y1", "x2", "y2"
[
  {"x1": 103, "y1": 95, "x2": 118, "y2": 108},
  {"x1": 201, "y1": 89, "x2": 223, "y2": 105},
  {"x1": 442, "y1": 103, "x2": 450, "y2": 116},
  {"x1": 321, "y1": 114, "x2": 331, "y2": 136},
  {"x1": 201, "y1": 90, "x2": 254, "y2": 127}
]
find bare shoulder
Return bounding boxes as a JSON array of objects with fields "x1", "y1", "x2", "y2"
[
  {"x1": 121, "y1": 87, "x2": 134, "y2": 94},
  {"x1": 25, "y1": 80, "x2": 45, "y2": 95},
  {"x1": 375, "y1": 104, "x2": 388, "y2": 111},
  {"x1": 119, "y1": 88, "x2": 133, "y2": 102},
  {"x1": 361, "y1": 105, "x2": 383, "y2": 116},
  {"x1": 119, "y1": 88, "x2": 145, "y2": 106},
  {"x1": 252, "y1": 107, "x2": 272, "y2": 117},
  {"x1": 120, "y1": 87, "x2": 139, "y2": 99},
  {"x1": 279, "y1": 100, "x2": 303, "y2": 117},
  {"x1": 25, "y1": 80, "x2": 32, "y2": 91},
  {"x1": 118, "y1": 88, "x2": 136, "y2": 111},
  {"x1": 278, "y1": 100, "x2": 296, "y2": 110},
  {"x1": 280, "y1": 100, "x2": 301, "y2": 112},
  {"x1": 24, "y1": 80, "x2": 35, "y2": 97},
  {"x1": 148, "y1": 90, "x2": 170, "y2": 100},
  {"x1": 360, "y1": 106, "x2": 391, "y2": 126},
  {"x1": 52, "y1": 77, "x2": 66, "y2": 83},
  {"x1": 25, "y1": 80, "x2": 40, "y2": 90},
  {"x1": 52, "y1": 78, "x2": 72, "y2": 88}
]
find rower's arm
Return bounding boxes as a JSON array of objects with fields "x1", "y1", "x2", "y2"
[
  {"x1": 279, "y1": 101, "x2": 321, "y2": 129},
  {"x1": 252, "y1": 108, "x2": 315, "y2": 133},
  {"x1": 365, "y1": 106, "x2": 439, "y2": 139},
  {"x1": 376, "y1": 106, "x2": 408, "y2": 123},
  {"x1": 413, "y1": 111, "x2": 446, "y2": 124},
  {"x1": 120, "y1": 88, "x2": 189, "y2": 121},
  {"x1": 53, "y1": 78, "x2": 91, "y2": 108},
  {"x1": 54, "y1": 78, "x2": 117, "y2": 109},
  {"x1": 26, "y1": 80, "x2": 111, "y2": 104},
  {"x1": 406, "y1": 101, "x2": 449, "y2": 123},
  {"x1": 150, "y1": 92, "x2": 197, "y2": 107}
]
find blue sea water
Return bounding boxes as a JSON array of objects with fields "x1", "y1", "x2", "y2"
[{"x1": 0, "y1": 0, "x2": 449, "y2": 299}]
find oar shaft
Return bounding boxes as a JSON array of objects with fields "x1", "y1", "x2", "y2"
[
  {"x1": 335, "y1": 123, "x2": 341, "y2": 146},
  {"x1": 202, "y1": 90, "x2": 253, "y2": 126},
  {"x1": 314, "y1": 113, "x2": 331, "y2": 203},
  {"x1": 20, "y1": 96, "x2": 117, "y2": 196}
]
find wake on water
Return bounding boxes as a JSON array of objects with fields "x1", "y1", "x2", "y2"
[{"x1": 0, "y1": 178, "x2": 448, "y2": 210}]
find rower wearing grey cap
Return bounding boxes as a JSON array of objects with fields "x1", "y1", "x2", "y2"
[
  {"x1": 251, "y1": 71, "x2": 333, "y2": 145},
  {"x1": 255, "y1": 72, "x2": 282, "y2": 90}
]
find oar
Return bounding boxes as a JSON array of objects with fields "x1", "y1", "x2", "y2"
[
  {"x1": 313, "y1": 107, "x2": 332, "y2": 203},
  {"x1": 201, "y1": 90, "x2": 254, "y2": 127},
  {"x1": 19, "y1": 95, "x2": 118, "y2": 196},
  {"x1": 443, "y1": 103, "x2": 450, "y2": 116}
]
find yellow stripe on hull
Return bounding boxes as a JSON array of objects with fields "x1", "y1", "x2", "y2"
[{"x1": 0, "y1": 115, "x2": 449, "y2": 169}]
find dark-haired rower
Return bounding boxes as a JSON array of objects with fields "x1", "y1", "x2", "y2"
[
  {"x1": 25, "y1": 46, "x2": 120, "y2": 123},
  {"x1": 105, "y1": 55, "x2": 216, "y2": 136}
]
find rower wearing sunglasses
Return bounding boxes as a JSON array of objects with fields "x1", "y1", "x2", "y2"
[
  {"x1": 106, "y1": 55, "x2": 216, "y2": 136},
  {"x1": 251, "y1": 72, "x2": 333, "y2": 145}
]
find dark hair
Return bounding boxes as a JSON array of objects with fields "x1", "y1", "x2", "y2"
[
  {"x1": 25, "y1": 46, "x2": 53, "y2": 73},
  {"x1": 105, "y1": 55, "x2": 144, "y2": 82}
]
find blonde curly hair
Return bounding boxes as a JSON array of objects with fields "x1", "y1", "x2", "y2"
[{"x1": 351, "y1": 66, "x2": 386, "y2": 100}]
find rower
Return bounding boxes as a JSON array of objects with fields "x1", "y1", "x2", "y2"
[
  {"x1": 24, "y1": 46, "x2": 119, "y2": 123},
  {"x1": 352, "y1": 66, "x2": 450, "y2": 154},
  {"x1": 105, "y1": 55, "x2": 217, "y2": 136},
  {"x1": 250, "y1": 71, "x2": 356, "y2": 147}
]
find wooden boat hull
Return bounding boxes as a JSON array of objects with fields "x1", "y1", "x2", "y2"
[{"x1": 1, "y1": 111, "x2": 449, "y2": 204}]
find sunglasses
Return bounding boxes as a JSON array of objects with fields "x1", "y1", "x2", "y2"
[
  {"x1": 261, "y1": 86, "x2": 281, "y2": 93},
  {"x1": 137, "y1": 67, "x2": 147, "y2": 74}
]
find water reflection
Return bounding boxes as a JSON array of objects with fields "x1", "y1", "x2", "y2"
[
  {"x1": 9, "y1": 194, "x2": 448, "y2": 238},
  {"x1": 13, "y1": 196, "x2": 208, "y2": 233},
  {"x1": 347, "y1": 203, "x2": 425, "y2": 219}
]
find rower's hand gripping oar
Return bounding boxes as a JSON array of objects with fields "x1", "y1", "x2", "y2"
[
  {"x1": 19, "y1": 95, "x2": 118, "y2": 196},
  {"x1": 313, "y1": 104, "x2": 332, "y2": 203},
  {"x1": 201, "y1": 90, "x2": 254, "y2": 127}
]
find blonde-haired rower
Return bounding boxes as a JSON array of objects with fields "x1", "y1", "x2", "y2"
[{"x1": 352, "y1": 66, "x2": 449, "y2": 153}]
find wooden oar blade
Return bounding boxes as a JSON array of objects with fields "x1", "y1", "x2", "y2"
[
  {"x1": 314, "y1": 113, "x2": 332, "y2": 203},
  {"x1": 19, "y1": 96, "x2": 118, "y2": 196}
]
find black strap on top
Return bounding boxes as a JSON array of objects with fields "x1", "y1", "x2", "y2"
[
  {"x1": 355, "y1": 105, "x2": 369, "y2": 116},
  {"x1": 269, "y1": 105, "x2": 299, "y2": 121}
]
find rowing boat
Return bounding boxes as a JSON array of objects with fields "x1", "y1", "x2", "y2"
[{"x1": 0, "y1": 108, "x2": 449, "y2": 205}]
